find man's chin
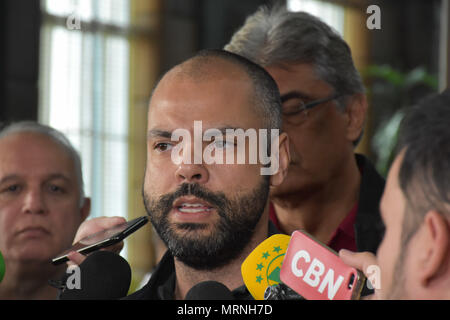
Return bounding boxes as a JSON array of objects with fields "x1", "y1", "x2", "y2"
[
  {"x1": 270, "y1": 180, "x2": 305, "y2": 198},
  {"x1": 165, "y1": 227, "x2": 241, "y2": 270},
  {"x1": 13, "y1": 249, "x2": 55, "y2": 265},
  {"x1": 170, "y1": 222, "x2": 216, "y2": 240},
  {"x1": 270, "y1": 173, "x2": 323, "y2": 199},
  {"x1": 174, "y1": 222, "x2": 210, "y2": 231}
]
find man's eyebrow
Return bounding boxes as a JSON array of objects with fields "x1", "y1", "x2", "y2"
[
  {"x1": 147, "y1": 129, "x2": 173, "y2": 140},
  {"x1": 280, "y1": 91, "x2": 312, "y2": 103},
  {"x1": 45, "y1": 173, "x2": 72, "y2": 183},
  {"x1": 0, "y1": 174, "x2": 20, "y2": 185},
  {"x1": 204, "y1": 126, "x2": 242, "y2": 138},
  {"x1": 0, "y1": 174, "x2": 72, "y2": 185},
  {"x1": 148, "y1": 127, "x2": 244, "y2": 140}
]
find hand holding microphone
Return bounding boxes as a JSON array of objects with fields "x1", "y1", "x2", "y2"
[
  {"x1": 279, "y1": 230, "x2": 366, "y2": 300},
  {"x1": 65, "y1": 216, "x2": 128, "y2": 265},
  {"x1": 241, "y1": 231, "x2": 366, "y2": 300},
  {"x1": 338, "y1": 249, "x2": 380, "y2": 300}
]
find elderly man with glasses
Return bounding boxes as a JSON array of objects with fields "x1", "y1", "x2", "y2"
[{"x1": 225, "y1": 5, "x2": 385, "y2": 259}]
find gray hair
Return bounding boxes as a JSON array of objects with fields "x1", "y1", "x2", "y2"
[
  {"x1": 0, "y1": 121, "x2": 86, "y2": 208},
  {"x1": 224, "y1": 5, "x2": 365, "y2": 105}
]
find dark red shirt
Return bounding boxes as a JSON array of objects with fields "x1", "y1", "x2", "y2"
[{"x1": 269, "y1": 202, "x2": 358, "y2": 252}]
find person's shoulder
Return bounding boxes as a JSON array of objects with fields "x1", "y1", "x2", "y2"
[
  {"x1": 123, "y1": 284, "x2": 152, "y2": 300},
  {"x1": 356, "y1": 153, "x2": 385, "y2": 195},
  {"x1": 354, "y1": 153, "x2": 385, "y2": 254}
]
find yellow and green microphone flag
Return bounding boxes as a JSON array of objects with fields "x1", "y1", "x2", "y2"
[
  {"x1": 0, "y1": 250, "x2": 5, "y2": 283},
  {"x1": 241, "y1": 234, "x2": 291, "y2": 300}
]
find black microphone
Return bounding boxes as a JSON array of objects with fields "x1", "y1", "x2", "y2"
[
  {"x1": 185, "y1": 281, "x2": 234, "y2": 300},
  {"x1": 58, "y1": 251, "x2": 131, "y2": 300},
  {"x1": 264, "y1": 283, "x2": 305, "y2": 300}
]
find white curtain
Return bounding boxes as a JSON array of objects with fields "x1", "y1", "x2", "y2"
[{"x1": 39, "y1": 0, "x2": 130, "y2": 222}]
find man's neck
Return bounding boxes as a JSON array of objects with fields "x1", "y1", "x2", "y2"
[
  {"x1": 0, "y1": 260, "x2": 64, "y2": 300},
  {"x1": 272, "y1": 155, "x2": 361, "y2": 244},
  {"x1": 172, "y1": 213, "x2": 269, "y2": 300}
]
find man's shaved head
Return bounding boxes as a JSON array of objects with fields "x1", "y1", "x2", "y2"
[{"x1": 152, "y1": 49, "x2": 282, "y2": 130}]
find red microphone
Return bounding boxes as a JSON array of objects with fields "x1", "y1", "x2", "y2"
[{"x1": 280, "y1": 230, "x2": 366, "y2": 300}]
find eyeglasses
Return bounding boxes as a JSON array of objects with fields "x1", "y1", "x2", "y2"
[{"x1": 282, "y1": 93, "x2": 342, "y2": 125}]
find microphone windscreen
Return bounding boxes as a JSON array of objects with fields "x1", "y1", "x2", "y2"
[
  {"x1": 241, "y1": 234, "x2": 291, "y2": 300},
  {"x1": 0, "y1": 251, "x2": 5, "y2": 283},
  {"x1": 59, "y1": 251, "x2": 131, "y2": 300},
  {"x1": 185, "y1": 281, "x2": 234, "y2": 300}
]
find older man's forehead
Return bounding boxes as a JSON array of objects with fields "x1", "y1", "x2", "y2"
[
  {"x1": 0, "y1": 133, "x2": 78, "y2": 178},
  {"x1": 1, "y1": 134, "x2": 62, "y2": 158}
]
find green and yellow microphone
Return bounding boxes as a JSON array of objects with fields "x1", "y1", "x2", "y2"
[
  {"x1": 0, "y1": 250, "x2": 5, "y2": 283},
  {"x1": 241, "y1": 234, "x2": 291, "y2": 300}
]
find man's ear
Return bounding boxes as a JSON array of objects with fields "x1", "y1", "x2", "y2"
[
  {"x1": 344, "y1": 93, "x2": 367, "y2": 142},
  {"x1": 417, "y1": 210, "x2": 450, "y2": 287},
  {"x1": 270, "y1": 131, "x2": 290, "y2": 187},
  {"x1": 80, "y1": 197, "x2": 91, "y2": 223}
]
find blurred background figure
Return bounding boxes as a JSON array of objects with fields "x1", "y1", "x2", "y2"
[
  {"x1": 340, "y1": 89, "x2": 450, "y2": 300},
  {"x1": 225, "y1": 5, "x2": 385, "y2": 256},
  {"x1": 0, "y1": 122, "x2": 90, "y2": 299},
  {"x1": 1, "y1": 0, "x2": 448, "y2": 292}
]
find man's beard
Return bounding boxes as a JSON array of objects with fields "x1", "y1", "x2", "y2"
[
  {"x1": 143, "y1": 178, "x2": 270, "y2": 270},
  {"x1": 386, "y1": 226, "x2": 416, "y2": 299},
  {"x1": 384, "y1": 245, "x2": 413, "y2": 300}
]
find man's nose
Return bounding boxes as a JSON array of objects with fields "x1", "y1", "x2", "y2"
[
  {"x1": 172, "y1": 137, "x2": 210, "y2": 184},
  {"x1": 175, "y1": 163, "x2": 209, "y2": 184},
  {"x1": 22, "y1": 188, "x2": 48, "y2": 215}
]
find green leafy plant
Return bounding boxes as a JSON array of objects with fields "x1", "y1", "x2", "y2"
[{"x1": 363, "y1": 65, "x2": 438, "y2": 176}]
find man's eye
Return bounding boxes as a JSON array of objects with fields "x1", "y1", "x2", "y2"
[
  {"x1": 48, "y1": 185, "x2": 64, "y2": 193},
  {"x1": 213, "y1": 140, "x2": 235, "y2": 149},
  {"x1": 5, "y1": 185, "x2": 21, "y2": 193},
  {"x1": 282, "y1": 104, "x2": 304, "y2": 116},
  {"x1": 154, "y1": 142, "x2": 174, "y2": 152}
]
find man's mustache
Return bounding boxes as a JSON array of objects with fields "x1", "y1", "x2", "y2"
[{"x1": 149, "y1": 183, "x2": 230, "y2": 218}]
